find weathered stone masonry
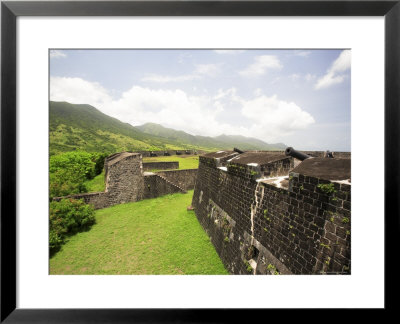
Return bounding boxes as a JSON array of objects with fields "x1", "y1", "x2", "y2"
[
  {"x1": 192, "y1": 151, "x2": 351, "y2": 275},
  {"x1": 137, "y1": 149, "x2": 207, "y2": 157},
  {"x1": 143, "y1": 161, "x2": 179, "y2": 171},
  {"x1": 105, "y1": 152, "x2": 144, "y2": 205},
  {"x1": 156, "y1": 169, "x2": 197, "y2": 191},
  {"x1": 54, "y1": 152, "x2": 197, "y2": 209}
]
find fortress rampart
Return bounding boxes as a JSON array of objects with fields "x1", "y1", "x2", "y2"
[
  {"x1": 137, "y1": 149, "x2": 208, "y2": 157},
  {"x1": 192, "y1": 150, "x2": 351, "y2": 275},
  {"x1": 53, "y1": 152, "x2": 197, "y2": 209},
  {"x1": 53, "y1": 148, "x2": 351, "y2": 275},
  {"x1": 142, "y1": 161, "x2": 179, "y2": 171}
]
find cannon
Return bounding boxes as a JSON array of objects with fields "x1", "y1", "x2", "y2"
[
  {"x1": 164, "y1": 151, "x2": 170, "y2": 156},
  {"x1": 234, "y1": 147, "x2": 245, "y2": 154},
  {"x1": 325, "y1": 150, "x2": 334, "y2": 158},
  {"x1": 150, "y1": 152, "x2": 157, "y2": 157},
  {"x1": 185, "y1": 150, "x2": 191, "y2": 155},
  {"x1": 285, "y1": 147, "x2": 311, "y2": 161},
  {"x1": 176, "y1": 151, "x2": 182, "y2": 155}
]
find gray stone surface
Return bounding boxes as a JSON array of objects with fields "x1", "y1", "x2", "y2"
[{"x1": 192, "y1": 151, "x2": 351, "y2": 275}]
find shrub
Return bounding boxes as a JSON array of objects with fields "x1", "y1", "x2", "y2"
[
  {"x1": 49, "y1": 198, "x2": 95, "y2": 253},
  {"x1": 49, "y1": 151, "x2": 96, "y2": 198},
  {"x1": 91, "y1": 152, "x2": 108, "y2": 176},
  {"x1": 49, "y1": 230, "x2": 63, "y2": 251},
  {"x1": 49, "y1": 173, "x2": 88, "y2": 199},
  {"x1": 317, "y1": 183, "x2": 336, "y2": 195}
]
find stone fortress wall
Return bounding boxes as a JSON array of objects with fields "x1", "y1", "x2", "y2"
[
  {"x1": 191, "y1": 150, "x2": 351, "y2": 275},
  {"x1": 137, "y1": 149, "x2": 208, "y2": 157},
  {"x1": 142, "y1": 161, "x2": 179, "y2": 171},
  {"x1": 53, "y1": 148, "x2": 351, "y2": 275},
  {"x1": 53, "y1": 152, "x2": 197, "y2": 209}
]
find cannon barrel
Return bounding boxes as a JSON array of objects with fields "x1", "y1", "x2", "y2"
[
  {"x1": 234, "y1": 147, "x2": 244, "y2": 154},
  {"x1": 285, "y1": 147, "x2": 311, "y2": 161}
]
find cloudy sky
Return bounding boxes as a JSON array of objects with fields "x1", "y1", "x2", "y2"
[{"x1": 50, "y1": 49, "x2": 351, "y2": 151}]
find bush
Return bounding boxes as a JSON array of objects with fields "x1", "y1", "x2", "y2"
[
  {"x1": 49, "y1": 151, "x2": 96, "y2": 198},
  {"x1": 49, "y1": 151, "x2": 111, "y2": 199},
  {"x1": 91, "y1": 152, "x2": 108, "y2": 176},
  {"x1": 49, "y1": 198, "x2": 95, "y2": 253}
]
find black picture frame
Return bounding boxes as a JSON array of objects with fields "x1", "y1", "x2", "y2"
[{"x1": 1, "y1": 0, "x2": 399, "y2": 321}]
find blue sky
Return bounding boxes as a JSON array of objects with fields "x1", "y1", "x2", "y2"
[{"x1": 50, "y1": 49, "x2": 350, "y2": 151}]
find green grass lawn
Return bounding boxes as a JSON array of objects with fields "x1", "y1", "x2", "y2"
[
  {"x1": 143, "y1": 155, "x2": 199, "y2": 170},
  {"x1": 85, "y1": 171, "x2": 105, "y2": 192},
  {"x1": 50, "y1": 191, "x2": 228, "y2": 275}
]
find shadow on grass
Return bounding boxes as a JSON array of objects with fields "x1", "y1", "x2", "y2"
[{"x1": 49, "y1": 223, "x2": 95, "y2": 259}]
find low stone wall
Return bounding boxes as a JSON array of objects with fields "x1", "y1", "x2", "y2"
[
  {"x1": 143, "y1": 161, "x2": 179, "y2": 171},
  {"x1": 138, "y1": 149, "x2": 208, "y2": 157},
  {"x1": 260, "y1": 157, "x2": 293, "y2": 177},
  {"x1": 157, "y1": 169, "x2": 198, "y2": 191},
  {"x1": 243, "y1": 150, "x2": 351, "y2": 159},
  {"x1": 302, "y1": 151, "x2": 351, "y2": 159},
  {"x1": 53, "y1": 192, "x2": 109, "y2": 210},
  {"x1": 143, "y1": 174, "x2": 184, "y2": 199}
]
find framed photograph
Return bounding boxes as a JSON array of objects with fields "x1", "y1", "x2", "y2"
[{"x1": 1, "y1": 0, "x2": 398, "y2": 321}]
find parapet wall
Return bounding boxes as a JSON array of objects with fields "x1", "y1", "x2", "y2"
[
  {"x1": 192, "y1": 154, "x2": 351, "y2": 275},
  {"x1": 142, "y1": 161, "x2": 179, "y2": 171},
  {"x1": 157, "y1": 169, "x2": 198, "y2": 191},
  {"x1": 243, "y1": 150, "x2": 351, "y2": 159},
  {"x1": 143, "y1": 174, "x2": 184, "y2": 199},
  {"x1": 302, "y1": 151, "x2": 351, "y2": 159},
  {"x1": 57, "y1": 191, "x2": 109, "y2": 210},
  {"x1": 137, "y1": 149, "x2": 207, "y2": 157}
]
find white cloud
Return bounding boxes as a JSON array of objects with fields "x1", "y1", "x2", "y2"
[
  {"x1": 305, "y1": 73, "x2": 316, "y2": 82},
  {"x1": 294, "y1": 50, "x2": 311, "y2": 57},
  {"x1": 50, "y1": 77, "x2": 112, "y2": 107},
  {"x1": 315, "y1": 50, "x2": 351, "y2": 89},
  {"x1": 141, "y1": 64, "x2": 220, "y2": 83},
  {"x1": 239, "y1": 55, "x2": 282, "y2": 77},
  {"x1": 314, "y1": 73, "x2": 346, "y2": 89},
  {"x1": 194, "y1": 63, "x2": 221, "y2": 76},
  {"x1": 253, "y1": 88, "x2": 263, "y2": 96},
  {"x1": 50, "y1": 77, "x2": 315, "y2": 142},
  {"x1": 239, "y1": 95, "x2": 315, "y2": 139},
  {"x1": 50, "y1": 50, "x2": 67, "y2": 59},
  {"x1": 141, "y1": 74, "x2": 200, "y2": 83},
  {"x1": 289, "y1": 74, "x2": 301, "y2": 81},
  {"x1": 178, "y1": 52, "x2": 192, "y2": 64},
  {"x1": 213, "y1": 88, "x2": 239, "y2": 101},
  {"x1": 330, "y1": 50, "x2": 351, "y2": 73},
  {"x1": 214, "y1": 50, "x2": 245, "y2": 55}
]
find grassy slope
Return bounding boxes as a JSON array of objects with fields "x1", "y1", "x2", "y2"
[
  {"x1": 50, "y1": 101, "x2": 217, "y2": 155},
  {"x1": 50, "y1": 191, "x2": 228, "y2": 275},
  {"x1": 138, "y1": 122, "x2": 286, "y2": 151},
  {"x1": 143, "y1": 156, "x2": 199, "y2": 170},
  {"x1": 84, "y1": 171, "x2": 106, "y2": 192}
]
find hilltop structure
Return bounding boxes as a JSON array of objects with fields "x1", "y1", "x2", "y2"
[{"x1": 54, "y1": 148, "x2": 351, "y2": 275}]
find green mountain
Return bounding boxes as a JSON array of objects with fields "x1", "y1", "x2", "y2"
[
  {"x1": 214, "y1": 134, "x2": 286, "y2": 151},
  {"x1": 49, "y1": 101, "x2": 286, "y2": 155},
  {"x1": 137, "y1": 123, "x2": 286, "y2": 151},
  {"x1": 49, "y1": 101, "x2": 213, "y2": 155}
]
